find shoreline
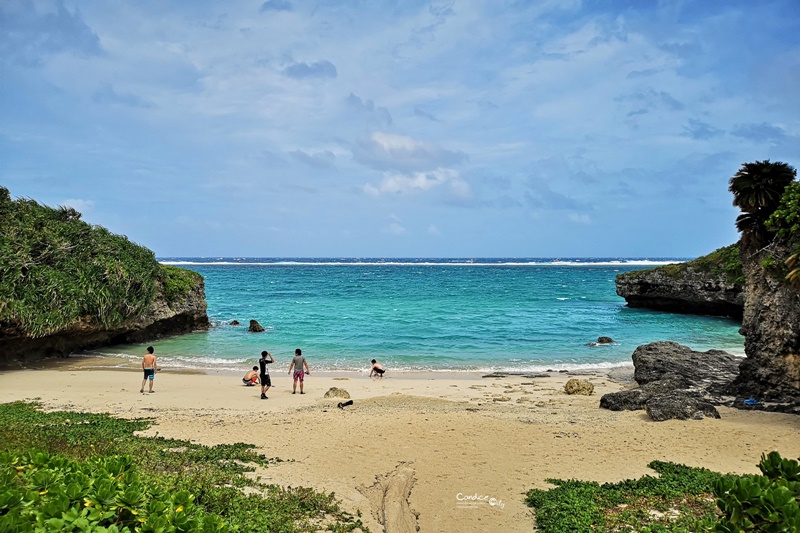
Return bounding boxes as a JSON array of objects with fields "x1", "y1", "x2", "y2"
[
  {"x1": 1, "y1": 352, "x2": 638, "y2": 383},
  {"x1": 1, "y1": 362, "x2": 798, "y2": 532},
  {"x1": 6, "y1": 349, "x2": 648, "y2": 375}
]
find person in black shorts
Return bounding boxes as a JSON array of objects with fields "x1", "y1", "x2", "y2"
[
  {"x1": 369, "y1": 359, "x2": 386, "y2": 379},
  {"x1": 259, "y1": 351, "x2": 274, "y2": 399}
]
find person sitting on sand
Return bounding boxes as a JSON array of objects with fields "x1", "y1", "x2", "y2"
[
  {"x1": 369, "y1": 359, "x2": 385, "y2": 379},
  {"x1": 242, "y1": 366, "x2": 259, "y2": 387},
  {"x1": 288, "y1": 348, "x2": 310, "y2": 394},
  {"x1": 140, "y1": 346, "x2": 157, "y2": 393}
]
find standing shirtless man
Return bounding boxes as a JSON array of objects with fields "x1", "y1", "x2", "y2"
[{"x1": 140, "y1": 346, "x2": 157, "y2": 393}]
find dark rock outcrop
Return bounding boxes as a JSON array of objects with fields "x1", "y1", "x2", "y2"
[
  {"x1": 615, "y1": 249, "x2": 744, "y2": 319},
  {"x1": 600, "y1": 342, "x2": 739, "y2": 420},
  {"x1": 599, "y1": 376, "x2": 691, "y2": 411},
  {"x1": 248, "y1": 320, "x2": 265, "y2": 333},
  {"x1": 728, "y1": 243, "x2": 800, "y2": 411},
  {"x1": 645, "y1": 393, "x2": 720, "y2": 421},
  {"x1": 0, "y1": 277, "x2": 209, "y2": 365},
  {"x1": 229, "y1": 320, "x2": 241, "y2": 326},
  {"x1": 597, "y1": 336, "x2": 614, "y2": 344},
  {"x1": 632, "y1": 341, "x2": 741, "y2": 395}
]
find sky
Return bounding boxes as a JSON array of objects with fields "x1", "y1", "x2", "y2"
[{"x1": 2, "y1": 0, "x2": 799, "y2": 258}]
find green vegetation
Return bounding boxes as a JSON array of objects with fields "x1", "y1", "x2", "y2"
[
  {"x1": 624, "y1": 244, "x2": 744, "y2": 285},
  {"x1": 159, "y1": 264, "x2": 202, "y2": 304},
  {"x1": 526, "y1": 460, "x2": 722, "y2": 532},
  {"x1": 766, "y1": 181, "x2": 800, "y2": 289},
  {"x1": 713, "y1": 452, "x2": 800, "y2": 532},
  {"x1": 728, "y1": 160, "x2": 797, "y2": 247},
  {"x1": 1, "y1": 451, "x2": 227, "y2": 532},
  {"x1": 526, "y1": 453, "x2": 800, "y2": 532},
  {"x1": 0, "y1": 187, "x2": 199, "y2": 338},
  {"x1": 0, "y1": 401, "x2": 367, "y2": 532},
  {"x1": 767, "y1": 181, "x2": 800, "y2": 242}
]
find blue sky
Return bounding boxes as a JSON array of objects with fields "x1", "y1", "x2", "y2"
[{"x1": 2, "y1": 0, "x2": 799, "y2": 258}]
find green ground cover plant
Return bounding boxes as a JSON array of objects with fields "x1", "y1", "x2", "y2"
[
  {"x1": 0, "y1": 402, "x2": 367, "y2": 532},
  {"x1": 526, "y1": 454, "x2": 800, "y2": 532},
  {"x1": 660, "y1": 244, "x2": 744, "y2": 285},
  {"x1": 526, "y1": 461, "x2": 722, "y2": 532},
  {"x1": 0, "y1": 187, "x2": 198, "y2": 338}
]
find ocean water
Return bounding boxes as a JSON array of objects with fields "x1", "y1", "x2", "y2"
[{"x1": 89, "y1": 258, "x2": 745, "y2": 373}]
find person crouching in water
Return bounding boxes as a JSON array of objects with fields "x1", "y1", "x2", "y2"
[
  {"x1": 259, "y1": 350, "x2": 274, "y2": 399},
  {"x1": 243, "y1": 366, "x2": 259, "y2": 387},
  {"x1": 369, "y1": 359, "x2": 386, "y2": 379}
]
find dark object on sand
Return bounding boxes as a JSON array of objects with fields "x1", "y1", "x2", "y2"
[
  {"x1": 248, "y1": 320, "x2": 265, "y2": 332},
  {"x1": 338, "y1": 400, "x2": 354, "y2": 409},
  {"x1": 230, "y1": 320, "x2": 241, "y2": 325}
]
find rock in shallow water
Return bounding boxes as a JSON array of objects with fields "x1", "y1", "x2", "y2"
[{"x1": 248, "y1": 320, "x2": 265, "y2": 333}]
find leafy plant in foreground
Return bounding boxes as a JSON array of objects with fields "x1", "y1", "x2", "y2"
[
  {"x1": 0, "y1": 402, "x2": 368, "y2": 533},
  {"x1": 712, "y1": 452, "x2": 800, "y2": 532},
  {"x1": 0, "y1": 450, "x2": 227, "y2": 532}
]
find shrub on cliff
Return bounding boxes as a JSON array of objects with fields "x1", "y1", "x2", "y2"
[
  {"x1": 629, "y1": 244, "x2": 743, "y2": 285},
  {"x1": 0, "y1": 186, "x2": 199, "y2": 338},
  {"x1": 766, "y1": 180, "x2": 800, "y2": 288}
]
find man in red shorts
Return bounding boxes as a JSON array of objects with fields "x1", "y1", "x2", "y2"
[{"x1": 288, "y1": 348, "x2": 310, "y2": 394}]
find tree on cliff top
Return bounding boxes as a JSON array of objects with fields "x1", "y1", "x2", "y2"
[{"x1": 729, "y1": 160, "x2": 797, "y2": 247}]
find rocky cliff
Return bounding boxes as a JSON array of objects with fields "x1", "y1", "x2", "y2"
[
  {"x1": 0, "y1": 275, "x2": 209, "y2": 366},
  {"x1": 0, "y1": 186, "x2": 209, "y2": 366},
  {"x1": 615, "y1": 245, "x2": 744, "y2": 319},
  {"x1": 729, "y1": 243, "x2": 800, "y2": 408}
]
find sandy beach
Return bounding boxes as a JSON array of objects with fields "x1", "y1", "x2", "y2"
[{"x1": 1, "y1": 362, "x2": 799, "y2": 533}]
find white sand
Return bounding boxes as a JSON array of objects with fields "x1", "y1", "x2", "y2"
[{"x1": 1, "y1": 364, "x2": 798, "y2": 533}]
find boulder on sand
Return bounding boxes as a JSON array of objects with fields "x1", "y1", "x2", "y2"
[
  {"x1": 564, "y1": 379, "x2": 594, "y2": 395},
  {"x1": 324, "y1": 387, "x2": 351, "y2": 399},
  {"x1": 645, "y1": 392, "x2": 720, "y2": 421}
]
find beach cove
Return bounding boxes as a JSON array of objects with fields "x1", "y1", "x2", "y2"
[
  {"x1": 2, "y1": 362, "x2": 798, "y2": 532},
  {"x1": 89, "y1": 259, "x2": 746, "y2": 374}
]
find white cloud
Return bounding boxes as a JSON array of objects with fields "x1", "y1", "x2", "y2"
[
  {"x1": 427, "y1": 224, "x2": 441, "y2": 235},
  {"x1": 386, "y1": 222, "x2": 406, "y2": 235},
  {"x1": 568, "y1": 213, "x2": 592, "y2": 224},
  {"x1": 364, "y1": 168, "x2": 470, "y2": 197},
  {"x1": 61, "y1": 198, "x2": 94, "y2": 214},
  {"x1": 354, "y1": 132, "x2": 467, "y2": 172}
]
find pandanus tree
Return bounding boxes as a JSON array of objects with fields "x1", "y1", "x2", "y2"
[{"x1": 728, "y1": 160, "x2": 797, "y2": 247}]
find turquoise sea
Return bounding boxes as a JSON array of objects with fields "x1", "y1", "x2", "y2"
[{"x1": 89, "y1": 258, "x2": 745, "y2": 373}]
